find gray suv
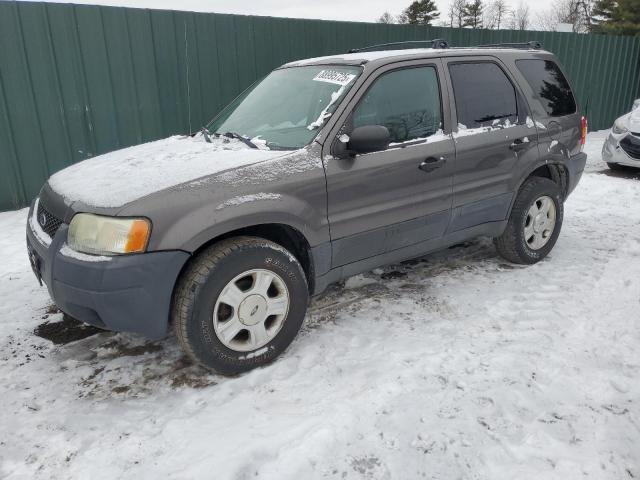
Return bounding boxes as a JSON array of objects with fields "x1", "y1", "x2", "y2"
[{"x1": 26, "y1": 40, "x2": 587, "y2": 374}]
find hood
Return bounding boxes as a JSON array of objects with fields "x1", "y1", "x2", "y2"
[{"x1": 47, "y1": 135, "x2": 288, "y2": 209}]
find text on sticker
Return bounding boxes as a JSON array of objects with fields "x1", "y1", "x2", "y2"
[{"x1": 313, "y1": 70, "x2": 356, "y2": 86}]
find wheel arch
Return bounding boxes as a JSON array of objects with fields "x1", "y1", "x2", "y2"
[
  {"x1": 515, "y1": 160, "x2": 569, "y2": 199},
  {"x1": 505, "y1": 160, "x2": 569, "y2": 222},
  {"x1": 179, "y1": 222, "x2": 317, "y2": 295}
]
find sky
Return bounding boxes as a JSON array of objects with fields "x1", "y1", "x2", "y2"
[{"x1": 28, "y1": 0, "x2": 556, "y2": 24}]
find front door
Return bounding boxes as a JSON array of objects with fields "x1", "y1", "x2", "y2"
[{"x1": 322, "y1": 61, "x2": 455, "y2": 267}]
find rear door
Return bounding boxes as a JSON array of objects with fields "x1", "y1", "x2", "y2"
[
  {"x1": 322, "y1": 60, "x2": 455, "y2": 267},
  {"x1": 443, "y1": 57, "x2": 540, "y2": 232}
]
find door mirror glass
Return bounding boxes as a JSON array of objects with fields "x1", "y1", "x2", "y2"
[{"x1": 348, "y1": 125, "x2": 391, "y2": 154}]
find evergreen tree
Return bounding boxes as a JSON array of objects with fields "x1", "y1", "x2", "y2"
[
  {"x1": 403, "y1": 0, "x2": 440, "y2": 25},
  {"x1": 615, "y1": 0, "x2": 640, "y2": 35},
  {"x1": 463, "y1": 0, "x2": 484, "y2": 28},
  {"x1": 591, "y1": 0, "x2": 640, "y2": 35},
  {"x1": 591, "y1": 0, "x2": 616, "y2": 31}
]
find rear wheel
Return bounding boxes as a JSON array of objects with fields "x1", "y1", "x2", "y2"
[
  {"x1": 172, "y1": 236, "x2": 309, "y2": 375},
  {"x1": 494, "y1": 177, "x2": 564, "y2": 264}
]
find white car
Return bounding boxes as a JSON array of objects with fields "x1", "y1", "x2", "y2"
[{"x1": 603, "y1": 99, "x2": 640, "y2": 170}]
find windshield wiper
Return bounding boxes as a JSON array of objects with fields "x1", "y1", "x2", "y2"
[{"x1": 221, "y1": 131, "x2": 259, "y2": 149}]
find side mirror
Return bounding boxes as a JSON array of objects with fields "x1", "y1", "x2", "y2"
[
  {"x1": 346, "y1": 125, "x2": 391, "y2": 155},
  {"x1": 633, "y1": 99, "x2": 640, "y2": 110}
]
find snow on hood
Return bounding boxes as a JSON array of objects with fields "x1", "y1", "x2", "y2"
[{"x1": 48, "y1": 135, "x2": 287, "y2": 208}]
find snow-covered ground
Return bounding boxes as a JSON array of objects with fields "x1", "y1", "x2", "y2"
[{"x1": 1, "y1": 131, "x2": 639, "y2": 479}]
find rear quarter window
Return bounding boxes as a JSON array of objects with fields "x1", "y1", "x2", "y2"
[{"x1": 516, "y1": 59, "x2": 577, "y2": 117}]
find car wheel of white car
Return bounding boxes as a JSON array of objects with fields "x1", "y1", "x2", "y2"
[
  {"x1": 494, "y1": 177, "x2": 564, "y2": 264},
  {"x1": 172, "y1": 236, "x2": 308, "y2": 375},
  {"x1": 607, "y1": 162, "x2": 627, "y2": 171}
]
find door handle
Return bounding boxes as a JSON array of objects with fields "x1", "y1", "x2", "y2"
[
  {"x1": 509, "y1": 138, "x2": 529, "y2": 151},
  {"x1": 419, "y1": 156, "x2": 446, "y2": 173}
]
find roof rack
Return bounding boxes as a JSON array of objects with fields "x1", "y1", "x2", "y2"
[
  {"x1": 348, "y1": 39, "x2": 449, "y2": 54},
  {"x1": 475, "y1": 41, "x2": 543, "y2": 50}
]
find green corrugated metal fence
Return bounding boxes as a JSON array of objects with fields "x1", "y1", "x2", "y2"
[{"x1": 1, "y1": 1, "x2": 639, "y2": 211}]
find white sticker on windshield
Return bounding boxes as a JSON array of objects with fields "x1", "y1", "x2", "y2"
[{"x1": 313, "y1": 70, "x2": 356, "y2": 86}]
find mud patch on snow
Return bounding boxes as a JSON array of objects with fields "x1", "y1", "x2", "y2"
[
  {"x1": 305, "y1": 282, "x2": 393, "y2": 330},
  {"x1": 379, "y1": 270, "x2": 407, "y2": 280},
  {"x1": 97, "y1": 339, "x2": 164, "y2": 358},
  {"x1": 43, "y1": 304, "x2": 60, "y2": 317},
  {"x1": 75, "y1": 341, "x2": 216, "y2": 399},
  {"x1": 34, "y1": 315, "x2": 103, "y2": 345},
  {"x1": 350, "y1": 455, "x2": 383, "y2": 476}
]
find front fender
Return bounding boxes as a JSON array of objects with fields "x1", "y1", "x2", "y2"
[
  {"x1": 164, "y1": 192, "x2": 329, "y2": 253},
  {"x1": 118, "y1": 144, "x2": 329, "y2": 253}
]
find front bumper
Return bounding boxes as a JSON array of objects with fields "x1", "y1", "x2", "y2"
[
  {"x1": 602, "y1": 132, "x2": 640, "y2": 168},
  {"x1": 26, "y1": 202, "x2": 189, "y2": 339}
]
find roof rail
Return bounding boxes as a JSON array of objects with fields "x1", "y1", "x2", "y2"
[
  {"x1": 348, "y1": 39, "x2": 449, "y2": 54},
  {"x1": 475, "y1": 40, "x2": 543, "y2": 50}
]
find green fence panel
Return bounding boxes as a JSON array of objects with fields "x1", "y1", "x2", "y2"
[{"x1": 1, "y1": 0, "x2": 640, "y2": 210}]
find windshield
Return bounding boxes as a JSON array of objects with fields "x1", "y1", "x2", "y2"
[{"x1": 207, "y1": 65, "x2": 362, "y2": 150}]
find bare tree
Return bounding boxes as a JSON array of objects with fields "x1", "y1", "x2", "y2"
[
  {"x1": 576, "y1": 0, "x2": 594, "y2": 31},
  {"x1": 535, "y1": 9, "x2": 560, "y2": 30},
  {"x1": 485, "y1": 0, "x2": 510, "y2": 29},
  {"x1": 377, "y1": 11, "x2": 396, "y2": 24},
  {"x1": 510, "y1": 1, "x2": 530, "y2": 30},
  {"x1": 534, "y1": 0, "x2": 593, "y2": 32},
  {"x1": 447, "y1": 0, "x2": 467, "y2": 27},
  {"x1": 447, "y1": 2, "x2": 455, "y2": 26}
]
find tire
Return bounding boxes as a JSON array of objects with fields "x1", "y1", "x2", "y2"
[
  {"x1": 172, "y1": 236, "x2": 308, "y2": 375},
  {"x1": 607, "y1": 162, "x2": 626, "y2": 171},
  {"x1": 494, "y1": 177, "x2": 564, "y2": 265}
]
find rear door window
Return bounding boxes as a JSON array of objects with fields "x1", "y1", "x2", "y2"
[
  {"x1": 448, "y1": 62, "x2": 518, "y2": 129},
  {"x1": 515, "y1": 59, "x2": 576, "y2": 117},
  {"x1": 352, "y1": 66, "x2": 442, "y2": 144}
]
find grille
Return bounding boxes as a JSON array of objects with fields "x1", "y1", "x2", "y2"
[
  {"x1": 36, "y1": 201, "x2": 63, "y2": 238},
  {"x1": 620, "y1": 135, "x2": 640, "y2": 160}
]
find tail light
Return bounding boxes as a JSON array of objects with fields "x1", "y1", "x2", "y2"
[{"x1": 580, "y1": 116, "x2": 588, "y2": 149}]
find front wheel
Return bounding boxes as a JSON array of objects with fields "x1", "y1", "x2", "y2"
[
  {"x1": 494, "y1": 177, "x2": 564, "y2": 264},
  {"x1": 172, "y1": 236, "x2": 309, "y2": 375}
]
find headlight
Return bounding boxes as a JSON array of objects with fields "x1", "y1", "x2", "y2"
[
  {"x1": 612, "y1": 119, "x2": 629, "y2": 135},
  {"x1": 68, "y1": 214, "x2": 151, "y2": 255}
]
